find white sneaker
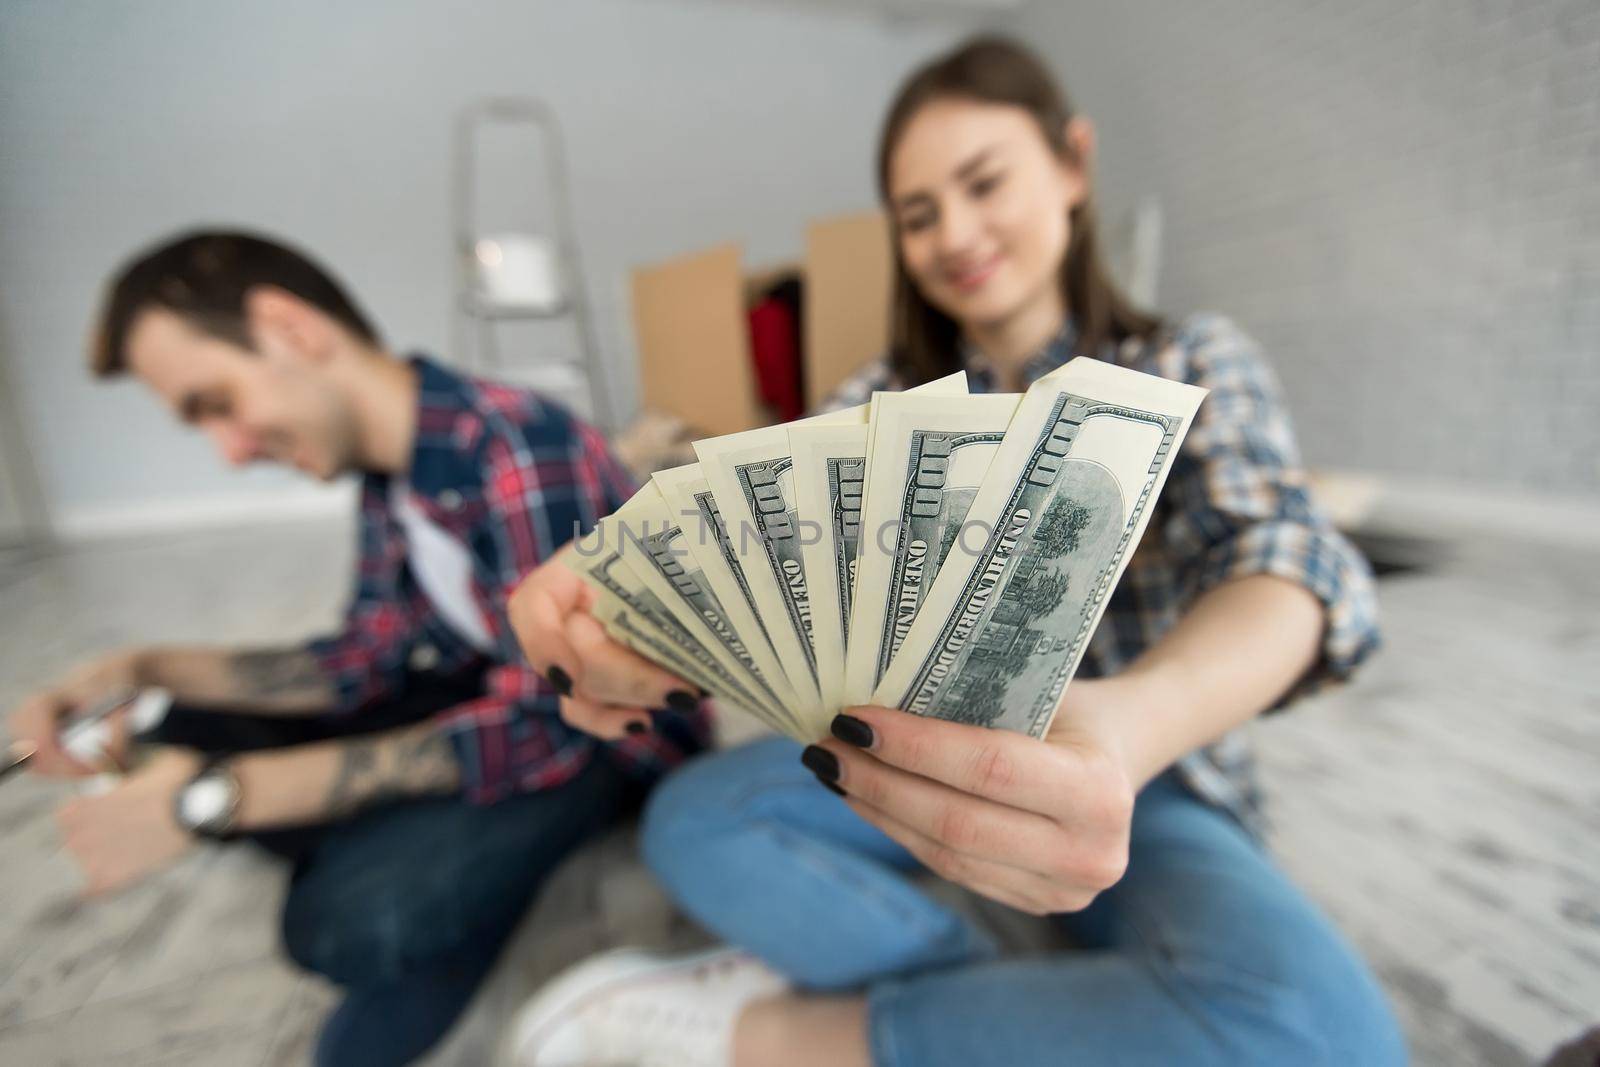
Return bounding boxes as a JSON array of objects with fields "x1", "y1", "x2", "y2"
[{"x1": 503, "y1": 945, "x2": 789, "y2": 1067}]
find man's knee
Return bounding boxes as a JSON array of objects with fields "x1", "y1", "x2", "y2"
[{"x1": 281, "y1": 875, "x2": 442, "y2": 987}]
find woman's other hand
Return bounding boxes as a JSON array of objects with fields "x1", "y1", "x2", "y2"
[
  {"x1": 507, "y1": 556, "x2": 701, "y2": 740},
  {"x1": 802, "y1": 678, "x2": 1148, "y2": 916}
]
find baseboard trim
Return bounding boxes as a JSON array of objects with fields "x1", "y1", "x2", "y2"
[
  {"x1": 53, "y1": 483, "x2": 357, "y2": 542},
  {"x1": 1316, "y1": 469, "x2": 1600, "y2": 550},
  {"x1": 44, "y1": 470, "x2": 1600, "y2": 550}
]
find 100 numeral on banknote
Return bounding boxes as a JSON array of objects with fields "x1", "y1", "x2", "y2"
[
  {"x1": 874, "y1": 359, "x2": 1205, "y2": 739},
  {"x1": 827, "y1": 456, "x2": 865, "y2": 638}
]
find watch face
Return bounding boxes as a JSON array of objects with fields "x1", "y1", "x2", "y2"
[{"x1": 179, "y1": 775, "x2": 233, "y2": 828}]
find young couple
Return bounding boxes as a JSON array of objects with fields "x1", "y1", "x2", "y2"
[{"x1": 10, "y1": 35, "x2": 1403, "y2": 1067}]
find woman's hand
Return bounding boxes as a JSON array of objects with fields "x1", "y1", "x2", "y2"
[
  {"x1": 802, "y1": 677, "x2": 1148, "y2": 916},
  {"x1": 507, "y1": 556, "x2": 702, "y2": 740}
]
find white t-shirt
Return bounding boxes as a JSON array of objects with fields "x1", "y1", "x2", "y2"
[{"x1": 390, "y1": 480, "x2": 497, "y2": 655}]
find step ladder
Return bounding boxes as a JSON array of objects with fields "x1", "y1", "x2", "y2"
[{"x1": 452, "y1": 97, "x2": 614, "y2": 428}]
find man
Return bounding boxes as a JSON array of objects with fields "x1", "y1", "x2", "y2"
[{"x1": 7, "y1": 230, "x2": 709, "y2": 1065}]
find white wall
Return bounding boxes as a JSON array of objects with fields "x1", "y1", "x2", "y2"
[
  {"x1": 0, "y1": 0, "x2": 972, "y2": 534},
  {"x1": 15, "y1": 0, "x2": 1588, "y2": 532},
  {"x1": 0, "y1": 349, "x2": 43, "y2": 544},
  {"x1": 1012, "y1": 0, "x2": 1600, "y2": 496}
]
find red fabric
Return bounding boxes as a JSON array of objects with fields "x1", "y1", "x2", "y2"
[{"x1": 748, "y1": 297, "x2": 804, "y2": 422}]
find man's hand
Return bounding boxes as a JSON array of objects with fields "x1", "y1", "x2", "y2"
[
  {"x1": 54, "y1": 722, "x2": 464, "y2": 891},
  {"x1": 507, "y1": 556, "x2": 700, "y2": 740},
  {"x1": 8, "y1": 649, "x2": 147, "y2": 777},
  {"x1": 56, "y1": 747, "x2": 201, "y2": 897},
  {"x1": 802, "y1": 677, "x2": 1142, "y2": 917}
]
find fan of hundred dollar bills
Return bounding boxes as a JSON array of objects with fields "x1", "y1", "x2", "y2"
[{"x1": 562, "y1": 357, "x2": 1208, "y2": 742}]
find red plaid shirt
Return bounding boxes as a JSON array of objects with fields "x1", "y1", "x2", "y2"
[{"x1": 310, "y1": 356, "x2": 711, "y2": 803}]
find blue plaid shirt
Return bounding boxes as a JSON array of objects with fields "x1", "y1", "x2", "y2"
[
  {"x1": 309, "y1": 356, "x2": 711, "y2": 803},
  {"x1": 824, "y1": 314, "x2": 1381, "y2": 830}
]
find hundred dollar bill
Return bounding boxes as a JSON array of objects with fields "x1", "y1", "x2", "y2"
[
  {"x1": 841, "y1": 392, "x2": 1022, "y2": 708},
  {"x1": 693, "y1": 410, "x2": 861, "y2": 718},
  {"x1": 871, "y1": 357, "x2": 1206, "y2": 738},
  {"x1": 613, "y1": 483, "x2": 807, "y2": 737},
  {"x1": 788, "y1": 423, "x2": 868, "y2": 718},
  {"x1": 588, "y1": 594, "x2": 779, "y2": 733},
  {"x1": 692, "y1": 373, "x2": 969, "y2": 728},
  {"x1": 651, "y1": 463, "x2": 809, "y2": 732},
  {"x1": 561, "y1": 516, "x2": 778, "y2": 728}
]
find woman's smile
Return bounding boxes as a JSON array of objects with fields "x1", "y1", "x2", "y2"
[{"x1": 942, "y1": 251, "x2": 1006, "y2": 294}]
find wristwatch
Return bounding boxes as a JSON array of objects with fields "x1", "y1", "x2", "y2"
[{"x1": 173, "y1": 758, "x2": 242, "y2": 839}]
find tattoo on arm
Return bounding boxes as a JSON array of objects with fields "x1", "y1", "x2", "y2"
[
  {"x1": 138, "y1": 644, "x2": 335, "y2": 714},
  {"x1": 225, "y1": 648, "x2": 335, "y2": 711},
  {"x1": 323, "y1": 725, "x2": 461, "y2": 820}
]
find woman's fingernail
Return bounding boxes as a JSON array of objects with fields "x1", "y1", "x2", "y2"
[
  {"x1": 547, "y1": 666, "x2": 573, "y2": 696},
  {"x1": 666, "y1": 690, "x2": 699, "y2": 714},
  {"x1": 801, "y1": 744, "x2": 840, "y2": 784},
  {"x1": 821, "y1": 779, "x2": 847, "y2": 798},
  {"x1": 626, "y1": 720, "x2": 649, "y2": 735},
  {"x1": 830, "y1": 713, "x2": 874, "y2": 749}
]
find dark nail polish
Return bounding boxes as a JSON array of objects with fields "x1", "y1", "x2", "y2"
[
  {"x1": 625, "y1": 720, "x2": 648, "y2": 735},
  {"x1": 801, "y1": 744, "x2": 840, "y2": 784},
  {"x1": 830, "y1": 714, "x2": 874, "y2": 749},
  {"x1": 821, "y1": 779, "x2": 847, "y2": 798},
  {"x1": 547, "y1": 666, "x2": 573, "y2": 696},
  {"x1": 666, "y1": 690, "x2": 699, "y2": 714}
]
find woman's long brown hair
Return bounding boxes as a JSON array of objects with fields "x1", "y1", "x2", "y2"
[{"x1": 877, "y1": 36, "x2": 1162, "y2": 385}]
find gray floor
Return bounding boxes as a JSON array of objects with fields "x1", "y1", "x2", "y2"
[{"x1": 0, "y1": 503, "x2": 1596, "y2": 1065}]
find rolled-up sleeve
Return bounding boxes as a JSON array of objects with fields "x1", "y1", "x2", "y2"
[{"x1": 1161, "y1": 315, "x2": 1381, "y2": 702}]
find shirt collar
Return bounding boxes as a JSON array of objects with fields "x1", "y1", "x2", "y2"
[
  {"x1": 388, "y1": 353, "x2": 489, "y2": 527},
  {"x1": 960, "y1": 318, "x2": 1082, "y2": 393}
]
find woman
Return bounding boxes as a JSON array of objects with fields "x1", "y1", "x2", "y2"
[{"x1": 504, "y1": 36, "x2": 1405, "y2": 1067}]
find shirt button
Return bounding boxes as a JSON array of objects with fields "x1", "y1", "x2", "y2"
[
  {"x1": 409, "y1": 644, "x2": 441, "y2": 671},
  {"x1": 438, "y1": 489, "x2": 463, "y2": 511}
]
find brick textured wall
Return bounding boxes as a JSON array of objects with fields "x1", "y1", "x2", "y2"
[{"x1": 1014, "y1": 0, "x2": 1599, "y2": 494}]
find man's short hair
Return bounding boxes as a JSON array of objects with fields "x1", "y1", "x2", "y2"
[{"x1": 90, "y1": 230, "x2": 382, "y2": 377}]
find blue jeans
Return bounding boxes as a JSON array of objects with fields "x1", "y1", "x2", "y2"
[
  {"x1": 153, "y1": 673, "x2": 642, "y2": 1066},
  {"x1": 642, "y1": 737, "x2": 1406, "y2": 1067}
]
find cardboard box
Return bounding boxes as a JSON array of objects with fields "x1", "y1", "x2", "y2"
[{"x1": 631, "y1": 211, "x2": 892, "y2": 436}]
